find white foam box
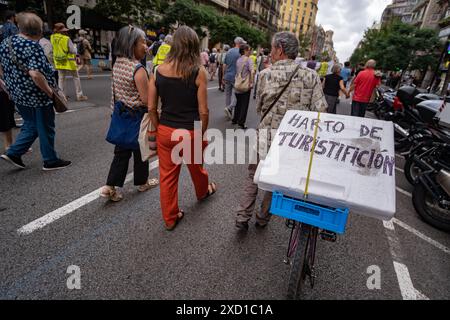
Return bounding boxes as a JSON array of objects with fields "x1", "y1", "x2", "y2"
[{"x1": 255, "y1": 110, "x2": 396, "y2": 221}]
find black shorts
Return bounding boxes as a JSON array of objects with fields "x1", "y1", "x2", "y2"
[{"x1": 0, "y1": 91, "x2": 16, "y2": 132}]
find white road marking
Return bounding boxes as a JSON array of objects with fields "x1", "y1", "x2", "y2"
[
  {"x1": 17, "y1": 160, "x2": 159, "y2": 236},
  {"x1": 393, "y1": 262, "x2": 429, "y2": 300},
  {"x1": 396, "y1": 187, "x2": 412, "y2": 198},
  {"x1": 383, "y1": 220, "x2": 395, "y2": 231},
  {"x1": 395, "y1": 167, "x2": 404, "y2": 173},
  {"x1": 393, "y1": 218, "x2": 450, "y2": 255},
  {"x1": 207, "y1": 86, "x2": 219, "y2": 90},
  {"x1": 383, "y1": 221, "x2": 429, "y2": 300}
]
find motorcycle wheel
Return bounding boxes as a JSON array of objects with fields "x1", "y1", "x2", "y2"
[
  {"x1": 413, "y1": 184, "x2": 450, "y2": 232},
  {"x1": 404, "y1": 157, "x2": 422, "y2": 185}
]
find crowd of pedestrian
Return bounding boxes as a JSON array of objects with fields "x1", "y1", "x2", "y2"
[{"x1": 0, "y1": 10, "x2": 384, "y2": 231}]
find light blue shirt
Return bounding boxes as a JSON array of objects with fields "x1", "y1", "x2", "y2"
[
  {"x1": 341, "y1": 67, "x2": 351, "y2": 82},
  {"x1": 224, "y1": 47, "x2": 240, "y2": 82}
]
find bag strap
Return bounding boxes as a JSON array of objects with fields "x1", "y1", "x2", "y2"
[
  {"x1": 260, "y1": 64, "x2": 300, "y2": 124},
  {"x1": 8, "y1": 36, "x2": 28, "y2": 74}
]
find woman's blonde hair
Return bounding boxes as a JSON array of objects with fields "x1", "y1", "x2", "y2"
[{"x1": 166, "y1": 26, "x2": 201, "y2": 81}]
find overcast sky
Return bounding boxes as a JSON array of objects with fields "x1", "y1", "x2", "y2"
[{"x1": 316, "y1": 0, "x2": 392, "y2": 62}]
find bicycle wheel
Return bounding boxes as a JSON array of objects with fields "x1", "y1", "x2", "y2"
[{"x1": 286, "y1": 223, "x2": 311, "y2": 300}]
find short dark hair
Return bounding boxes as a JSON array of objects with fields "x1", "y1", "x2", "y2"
[
  {"x1": 239, "y1": 44, "x2": 250, "y2": 55},
  {"x1": 312, "y1": 55, "x2": 316, "y2": 60},
  {"x1": 345, "y1": 61, "x2": 350, "y2": 67},
  {"x1": 5, "y1": 10, "x2": 15, "y2": 21},
  {"x1": 263, "y1": 48, "x2": 270, "y2": 56}
]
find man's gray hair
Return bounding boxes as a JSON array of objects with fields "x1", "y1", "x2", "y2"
[
  {"x1": 272, "y1": 32, "x2": 299, "y2": 60},
  {"x1": 16, "y1": 12, "x2": 43, "y2": 37},
  {"x1": 223, "y1": 44, "x2": 230, "y2": 51},
  {"x1": 365, "y1": 59, "x2": 376, "y2": 69},
  {"x1": 114, "y1": 25, "x2": 146, "y2": 60},
  {"x1": 331, "y1": 64, "x2": 342, "y2": 74},
  {"x1": 164, "y1": 34, "x2": 173, "y2": 45}
]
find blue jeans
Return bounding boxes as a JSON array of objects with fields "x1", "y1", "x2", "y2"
[{"x1": 7, "y1": 104, "x2": 58, "y2": 163}]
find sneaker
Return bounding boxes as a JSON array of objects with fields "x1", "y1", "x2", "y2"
[
  {"x1": 224, "y1": 107, "x2": 232, "y2": 120},
  {"x1": 76, "y1": 96, "x2": 88, "y2": 101},
  {"x1": 43, "y1": 159, "x2": 72, "y2": 171},
  {"x1": 100, "y1": 186, "x2": 123, "y2": 202},
  {"x1": 138, "y1": 178, "x2": 159, "y2": 192},
  {"x1": 1, "y1": 154, "x2": 26, "y2": 169}
]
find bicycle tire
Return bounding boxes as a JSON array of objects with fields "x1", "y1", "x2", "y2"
[{"x1": 286, "y1": 224, "x2": 311, "y2": 300}]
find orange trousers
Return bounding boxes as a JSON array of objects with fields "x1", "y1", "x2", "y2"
[{"x1": 157, "y1": 124, "x2": 209, "y2": 226}]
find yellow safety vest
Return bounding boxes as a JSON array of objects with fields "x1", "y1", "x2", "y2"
[
  {"x1": 50, "y1": 33, "x2": 77, "y2": 71},
  {"x1": 250, "y1": 55, "x2": 257, "y2": 71},
  {"x1": 318, "y1": 62, "x2": 328, "y2": 77},
  {"x1": 152, "y1": 44, "x2": 171, "y2": 66}
]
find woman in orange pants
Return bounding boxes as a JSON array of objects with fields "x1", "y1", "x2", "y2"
[{"x1": 148, "y1": 26, "x2": 217, "y2": 231}]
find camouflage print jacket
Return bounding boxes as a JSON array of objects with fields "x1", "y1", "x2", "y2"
[{"x1": 255, "y1": 59, "x2": 328, "y2": 158}]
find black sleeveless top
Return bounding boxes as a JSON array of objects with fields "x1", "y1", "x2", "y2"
[{"x1": 156, "y1": 68, "x2": 200, "y2": 130}]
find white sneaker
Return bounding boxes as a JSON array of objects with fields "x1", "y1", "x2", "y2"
[{"x1": 224, "y1": 107, "x2": 232, "y2": 120}]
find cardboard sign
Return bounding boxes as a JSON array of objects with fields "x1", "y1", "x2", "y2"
[{"x1": 255, "y1": 110, "x2": 396, "y2": 221}]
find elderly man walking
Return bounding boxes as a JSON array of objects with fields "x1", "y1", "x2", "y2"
[
  {"x1": 235, "y1": 31, "x2": 328, "y2": 231},
  {"x1": 349, "y1": 59, "x2": 381, "y2": 118},
  {"x1": 223, "y1": 37, "x2": 246, "y2": 120},
  {"x1": 51, "y1": 23, "x2": 88, "y2": 101}
]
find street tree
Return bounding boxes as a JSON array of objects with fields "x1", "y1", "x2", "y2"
[
  {"x1": 350, "y1": 20, "x2": 441, "y2": 83},
  {"x1": 298, "y1": 34, "x2": 311, "y2": 57},
  {"x1": 94, "y1": 0, "x2": 161, "y2": 25}
]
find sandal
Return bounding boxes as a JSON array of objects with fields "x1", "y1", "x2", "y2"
[
  {"x1": 100, "y1": 186, "x2": 123, "y2": 202},
  {"x1": 138, "y1": 178, "x2": 159, "y2": 192},
  {"x1": 201, "y1": 182, "x2": 217, "y2": 201},
  {"x1": 165, "y1": 210, "x2": 185, "y2": 231}
]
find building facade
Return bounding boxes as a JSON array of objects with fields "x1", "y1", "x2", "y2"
[
  {"x1": 411, "y1": 0, "x2": 444, "y2": 30},
  {"x1": 307, "y1": 24, "x2": 325, "y2": 58},
  {"x1": 229, "y1": 0, "x2": 280, "y2": 34},
  {"x1": 381, "y1": 0, "x2": 419, "y2": 25},
  {"x1": 278, "y1": 0, "x2": 319, "y2": 37}
]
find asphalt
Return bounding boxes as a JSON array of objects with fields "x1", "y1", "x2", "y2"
[{"x1": 0, "y1": 75, "x2": 449, "y2": 300}]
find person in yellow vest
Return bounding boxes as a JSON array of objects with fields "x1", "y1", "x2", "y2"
[
  {"x1": 50, "y1": 23, "x2": 87, "y2": 101},
  {"x1": 318, "y1": 58, "x2": 329, "y2": 82},
  {"x1": 249, "y1": 50, "x2": 257, "y2": 72},
  {"x1": 152, "y1": 34, "x2": 172, "y2": 71}
]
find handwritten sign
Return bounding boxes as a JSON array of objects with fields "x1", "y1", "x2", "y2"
[{"x1": 255, "y1": 110, "x2": 396, "y2": 221}]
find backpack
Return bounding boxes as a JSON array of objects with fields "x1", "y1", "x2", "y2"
[
  {"x1": 77, "y1": 40, "x2": 85, "y2": 55},
  {"x1": 209, "y1": 53, "x2": 216, "y2": 64}
]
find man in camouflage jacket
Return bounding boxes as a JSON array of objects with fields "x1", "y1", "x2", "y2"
[{"x1": 236, "y1": 31, "x2": 328, "y2": 231}]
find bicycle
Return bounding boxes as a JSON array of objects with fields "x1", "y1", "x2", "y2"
[{"x1": 270, "y1": 192, "x2": 349, "y2": 300}]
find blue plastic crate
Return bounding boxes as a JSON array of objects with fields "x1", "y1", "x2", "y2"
[{"x1": 270, "y1": 192, "x2": 349, "y2": 234}]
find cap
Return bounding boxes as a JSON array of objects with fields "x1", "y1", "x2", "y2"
[
  {"x1": 54, "y1": 22, "x2": 69, "y2": 33},
  {"x1": 234, "y1": 37, "x2": 246, "y2": 45}
]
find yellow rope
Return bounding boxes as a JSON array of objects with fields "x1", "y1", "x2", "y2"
[{"x1": 304, "y1": 112, "x2": 321, "y2": 199}]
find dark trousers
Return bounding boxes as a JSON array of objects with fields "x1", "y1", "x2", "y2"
[
  {"x1": 218, "y1": 64, "x2": 223, "y2": 89},
  {"x1": 233, "y1": 91, "x2": 251, "y2": 126},
  {"x1": 106, "y1": 146, "x2": 149, "y2": 187},
  {"x1": 351, "y1": 101, "x2": 368, "y2": 118}
]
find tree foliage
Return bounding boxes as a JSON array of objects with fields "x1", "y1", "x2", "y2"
[
  {"x1": 298, "y1": 34, "x2": 311, "y2": 57},
  {"x1": 350, "y1": 20, "x2": 441, "y2": 74},
  {"x1": 144, "y1": 0, "x2": 266, "y2": 47},
  {"x1": 94, "y1": 0, "x2": 161, "y2": 25}
]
